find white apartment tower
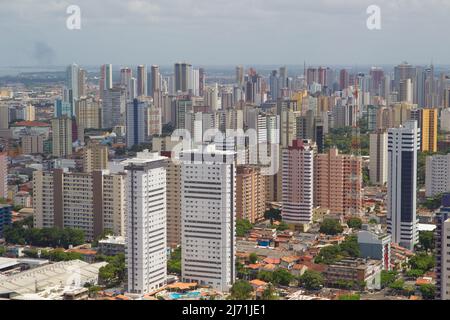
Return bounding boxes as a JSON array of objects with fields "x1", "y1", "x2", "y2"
[
  {"x1": 387, "y1": 120, "x2": 420, "y2": 250},
  {"x1": 180, "y1": 145, "x2": 236, "y2": 292},
  {"x1": 123, "y1": 151, "x2": 168, "y2": 295},
  {"x1": 425, "y1": 154, "x2": 450, "y2": 197}
]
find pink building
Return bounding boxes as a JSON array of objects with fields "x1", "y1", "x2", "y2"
[
  {"x1": 315, "y1": 148, "x2": 362, "y2": 215},
  {"x1": 282, "y1": 139, "x2": 315, "y2": 226}
]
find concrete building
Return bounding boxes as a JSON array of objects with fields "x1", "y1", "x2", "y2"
[
  {"x1": 102, "y1": 87, "x2": 126, "y2": 129},
  {"x1": 51, "y1": 116, "x2": 72, "y2": 157},
  {"x1": 161, "y1": 151, "x2": 182, "y2": 249},
  {"x1": 236, "y1": 165, "x2": 266, "y2": 224},
  {"x1": 21, "y1": 134, "x2": 44, "y2": 154},
  {"x1": 436, "y1": 194, "x2": 450, "y2": 300},
  {"x1": 441, "y1": 108, "x2": 450, "y2": 132},
  {"x1": 0, "y1": 204, "x2": 12, "y2": 237},
  {"x1": 324, "y1": 258, "x2": 382, "y2": 290},
  {"x1": 358, "y1": 227, "x2": 392, "y2": 271},
  {"x1": 0, "y1": 151, "x2": 7, "y2": 199},
  {"x1": 98, "y1": 235, "x2": 126, "y2": 256},
  {"x1": 420, "y1": 108, "x2": 438, "y2": 153},
  {"x1": 122, "y1": 151, "x2": 167, "y2": 295},
  {"x1": 33, "y1": 169, "x2": 126, "y2": 240},
  {"x1": 75, "y1": 98, "x2": 101, "y2": 140},
  {"x1": 369, "y1": 130, "x2": 388, "y2": 186},
  {"x1": 126, "y1": 98, "x2": 149, "y2": 147},
  {"x1": 180, "y1": 145, "x2": 236, "y2": 292},
  {"x1": 83, "y1": 142, "x2": 109, "y2": 173},
  {"x1": 315, "y1": 148, "x2": 362, "y2": 215},
  {"x1": 425, "y1": 154, "x2": 450, "y2": 197},
  {"x1": 281, "y1": 139, "x2": 315, "y2": 226},
  {"x1": 387, "y1": 120, "x2": 420, "y2": 250}
]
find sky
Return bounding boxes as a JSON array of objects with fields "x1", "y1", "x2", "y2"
[{"x1": 2, "y1": 0, "x2": 450, "y2": 67}]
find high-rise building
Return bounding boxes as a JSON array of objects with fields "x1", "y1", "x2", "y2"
[
  {"x1": 315, "y1": 148, "x2": 362, "y2": 215},
  {"x1": 180, "y1": 145, "x2": 236, "y2": 292},
  {"x1": 150, "y1": 65, "x2": 161, "y2": 97},
  {"x1": 160, "y1": 151, "x2": 182, "y2": 249},
  {"x1": 282, "y1": 139, "x2": 315, "y2": 226},
  {"x1": 441, "y1": 108, "x2": 450, "y2": 132},
  {"x1": 236, "y1": 65, "x2": 244, "y2": 87},
  {"x1": 122, "y1": 151, "x2": 168, "y2": 295},
  {"x1": 421, "y1": 108, "x2": 438, "y2": 153},
  {"x1": 436, "y1": 194, "x2": 450, "y2": 300},
  {"x1": 83, "y1": 142, "x2": 109, "y2": 173},
  {"x1": 21, "y1": 134, "x2": 45, "y2": 154},
  {"x1": 425, "y1": 154, "x2": 450, "y2": 197},
  {"x1": 387, "y1": 120, "x2": 420, "y2": 250},
  {"x1": 137, "y1": 65, "x2": 147, "y2": 97},
  {"x1": 174, "y1": 62, "x2": 192, "y2": 93},
  {"x1": 33, "y1": 169, "x2": 126, "y2": 240},
  {"x1": 236, "y1": 165, "x2": 266, "y2": 224},
  {"x1": 66, "y1": 63, "x2": 81, "y2": 107},
  {"x1": 100, "y1": 64, "x2": 113, "y2": 99},
  {"x1": 126, "y1": 98, "x2": 149, "y2": 147},
  {"x1": 369, "y1": 130, "x2": 388, "y2": 186},
  {"x1": 399, "y1": 78, "x2": 413, "y2": 103},
  {"x1": 51, "y1": 116, "x2": 72, "y2": 157},
  {"x1": 75, "y1": 98, "x2": 101, "y2": 140},
  {"x1": 120, "y1": 67, "x2": 133, "y2": 101},
  {"x1": 102, "y1": 86, "x2": 126, "y2": 129},
  {"x1": 0, "y1": 102, "x2": 9, "y2": 129},
  {"x1": 394, "y1": 62, "x2": 416, "y2": 92},
  {"x1": 0, "y1": 152, "x2": 7, "y2": 199},
  {"x1": 0, "y1": 204, "x2": 12, "y2": 237}
]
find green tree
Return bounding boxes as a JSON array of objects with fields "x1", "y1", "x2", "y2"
[
  {"x1": 389, "y1": 279, "x2": 405, "y2": 293},
  {"x1": 261, "y1": 283, "x2": 278, "y2": 300},
  {"x1": 257, "y1": 270, "x2": 274, "y2": 283},
  {"x1": 319, "y1": 219, "x2": 344, "y2": 235},
  {"x1": 347, "y1": 217, "x2": 362, "y2": 229},
  {"x1": 419, "y1": 284, "x2": 436, "y2": 300},
  {"x1": 249, "y1": 253, "x2": 258, "y2": 264},
  {"x1": 98, "y1": 253, "x2": 126, "y2": 288},
  {"x1": 167, "y1": 247, "x2": 182, "y2": 275},
  {"x1": 236, "y1": 219, "x2": 253, "y2": 237},
  {"x1": 409, "y1": 253, "x2": 435, "y2": 272},
  {"x1": 272, "y1": 268, "x2": 294, "y2": 286},
  {"x1": 298, "y1": 270, "x2": 324, "y2": 290},
  {"x1": 405, "y1": 269, "x2": 425, "y2": 279},
  {"x1": 418, "y1": 231, "x2": 435, "y2": 251},
  {"x1": 339, "y1": 294, "x2": 360, "y2": 300},
  {"x1": 229, "y1": 280, "x2": 253, "y2": 300},
  {"x1": 380, "y1": 270, "x2": 398, "y2": 288},
  {"x1": 264, "y1": 208, "x2": 281, "y2": 222}
]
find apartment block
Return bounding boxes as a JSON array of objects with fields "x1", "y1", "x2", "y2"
[
  {"x1": 281, "y1": 139, "x2": 315, "y2": 226},
  {"x1": 180, "y1": 145, "x2": 236, "y2": 292},
  {"x1": 236, "y1": 165, "x2": 266, "y2": 224},
  {"x1": 122, "y1": 151, "x2": 168, "y2": 295},
  {"x1": 33, "y1": 169, "x2": 126, "y2": 240},
  {"x1": 425, "y1": 154, "x2": 450, "y2": 197},
  {"x1": 315, "y1": 148, "x2": 362, "y2": 215}
]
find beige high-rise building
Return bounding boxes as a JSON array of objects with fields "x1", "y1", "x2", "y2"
[
  {"x1": 75, "y1": 97, "x2": 101, "y2": 141},
  {"x1": 315, "y1": 148, "x2": 362, "y2": 215},
  {"x1": 33, "y1": 169, "x2": 125, "y2": 240},
  {"x1": 369, "y1": 130, "x2": 388, "y2": 186},
  {"x1": 51, "y1": 116, "x2": 72, "y2": 157},
  {"x1": 21, "y1": 134, "x2": 44, "y2": 154},
  {"x1": 83, "y1": 142, "x2": 109, "y2": 173},
  {"x1": 162, "y1": 151, "x2": 182, "y2": 248},
  {"x1": 236, "y1": 165, "x2": 266, "y2": 224}
]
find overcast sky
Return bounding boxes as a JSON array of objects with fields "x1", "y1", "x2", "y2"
[{"x1": 2, "y1": 0, "x2": 450, "y2": 67}]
